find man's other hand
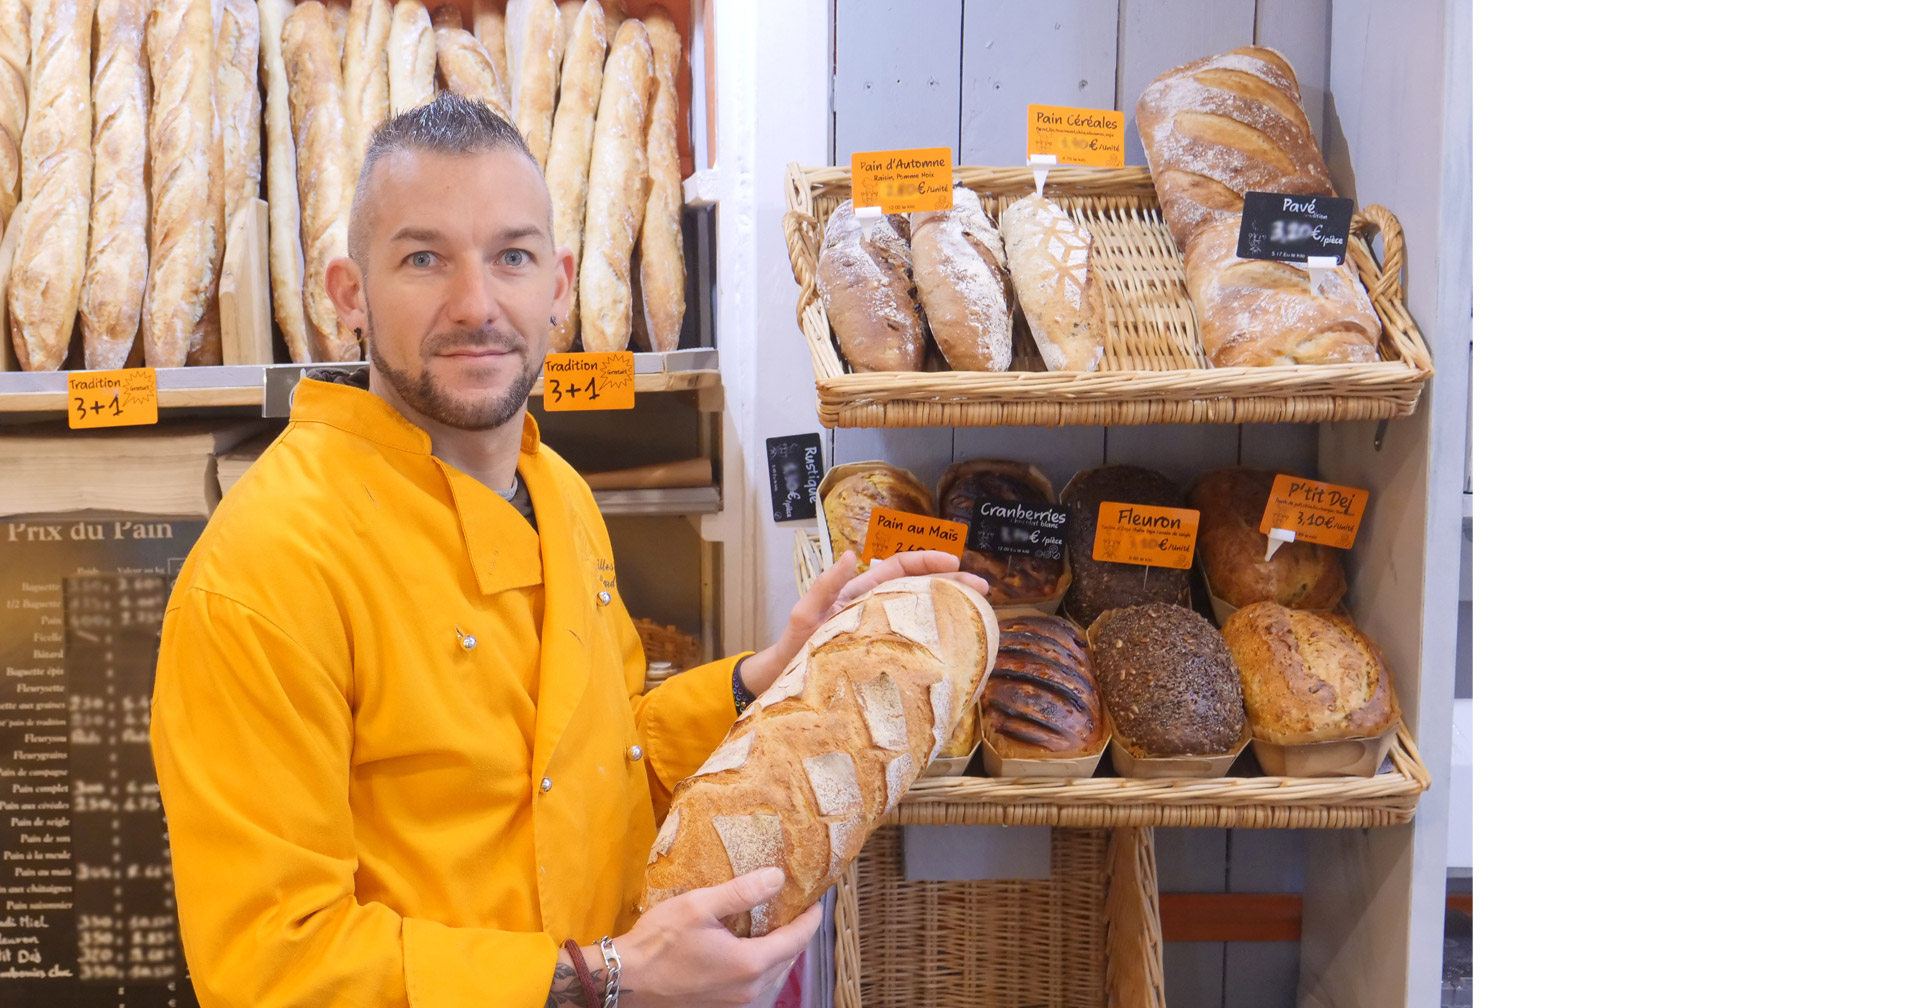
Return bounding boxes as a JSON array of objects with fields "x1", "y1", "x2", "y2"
[
  {"x1": 737, "y1": 551, "x2": 988, "y2": 695},
  {"x1": 617, "y1": 867, "x2": 823, "y2": 1007}
]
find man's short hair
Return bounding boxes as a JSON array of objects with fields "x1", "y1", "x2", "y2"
[{"x1": 347, "y1": 92, "x2": 546, "y2": 266}]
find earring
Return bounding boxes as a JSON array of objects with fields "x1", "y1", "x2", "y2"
[
  {"x1": 353, "y1": 327, "x2": 362, "y2": 337},
  {"x1": 550, "y1": 316, "x2": 558, "y2": 326}
]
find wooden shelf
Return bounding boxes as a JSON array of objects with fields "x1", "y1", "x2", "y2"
[
  {"x1": 0, "y1": 351, "x2": 721, "y2": 414},
  {"x1": 593, "y1": 486, "x2": 720, "y2": 516}
]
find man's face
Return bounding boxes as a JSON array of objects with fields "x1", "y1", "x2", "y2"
[{"x1": 332, "y1": 147, "x2": 573, "y2": 432}]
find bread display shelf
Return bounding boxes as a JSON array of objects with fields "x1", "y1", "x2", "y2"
[
  {"x1": 783, "y1": 164, "x2": 1433, "y2": 428},
  {"x1": 794, "y1": 532, "x2": 1429, "y2": 827},
  {"x1": 592, "y1": 485, "x2": 720, "y2": 516},
  {"x1": 0, "y1": 352, "x2": 721, "y2": 412}
]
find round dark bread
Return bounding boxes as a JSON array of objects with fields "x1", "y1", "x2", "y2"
[
  {"x1": 1088, "y1": 602, "x2": 1247, "y2": 756},
  {"x1": 1061, "y1": 465, "x2": 1189, "y2": 625}
]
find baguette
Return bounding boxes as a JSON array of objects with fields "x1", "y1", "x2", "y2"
[
  {"x1": 817, "y1": 200, "x2": 922, "y2": 373},
  {"x1": 1000, "y1": 193, "x2": 1107, "y2": 372},
  {"x1": 643, "y1": 575, "x2": 998, "y2": 937},
  {"x1": 431, "y1": 5, "x2": 509, "y2": 122},
  {"x1": 543, "y1": 0, "x2": 607, "y2": 351},
  {"x1": 143, "y1": 0, "x2": 220, "y2": 368},
  {"x1": 385, "y1": 0, "x2": 434, "y2": 116},
  {"x1": 0, "y1": 0, "x2": 24, "y2": 226},
  {"x1": 908, "y1": 186, "x2": 1012, "y2": 371},
  {"x1": 215, "y1": 0, "x2": 260, "y2": 227},
  {"x1": 257, "y1": 0, "x2": 318, "y2": 361},
  {"x1": 503, "y1": 0, "x2": 560, "y2": 167},
  {"x1": 341, "y1": 0, "x2": 391, "y2": 185},
  {"x1": 577, "y1": 18, "x2": 651, "y2": 352},
  {"x1": 80, "y1": 0, "x2": 150, "y2": 372},
  {"x1": 282, "y1": 0, "x2": 359, "y2": 361},
  {"x1": 635, "y1": 6, "x2": 683, "y2": 351},
  {"x1": 325, "y1": 0, "x2": 347, "y2": 57},
  {"x1": 471, "y1": 0, "x2": 506, "y2": 90},
  {"x1": 7, "y1": 0, "x2": 93, "y2": 371}
]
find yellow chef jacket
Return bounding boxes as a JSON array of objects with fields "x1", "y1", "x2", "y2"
[{"x1": 149, "y1": 378, "x2": 746, "y2": 1008}]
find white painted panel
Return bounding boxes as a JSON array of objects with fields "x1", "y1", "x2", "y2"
[
  {"x1": 1236, "y1": 423, "x2": 1317, "y2": 478},
  {"x1": 951, "y1": 426, "x2": 1107, "y2": 500},
  {"x1": 1165, "y1": 943, "x2": 1227, "y2": 1008},
  {"x1": 958, "y1": 0, "x2": 1121, "y2": 165},
  {"x1": 1115, "y1": 0, "x2": 1256, "y2": 165},
  {"x1": 1102, "y1": 423, "x2": 1242, "y2": 489},
  {"x1": 1158, "y1": 826, "x2": 1230, "y2": 1008},
  {"x1": 1225, "y1": 943, "x2": 1299, "y2": 1008},
  {"x1": 1253, "y1": 0, "x2": 1331, "y2": 141},
  {"x1": 832, "y1": 0, "x2": 964, "y2": 159},
  {"x1": 829, "y1": 428, "x2": 955, "y2": 494}
]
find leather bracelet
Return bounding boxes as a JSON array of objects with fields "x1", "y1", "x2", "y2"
[
  {"x1": 599, "y1": 935, "x2": 622, "y2": 1008},
  {"x1": 563, "y1": 939, "x2": 603, "y2": 1006}
]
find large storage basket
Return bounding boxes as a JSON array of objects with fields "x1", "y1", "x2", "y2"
[
  {"x1": 783, "y1": 164, "x2": 1433, "y2": 428},
  {"x1": 834, "y1": 826, "x2": 1164, "y2": 1008}
]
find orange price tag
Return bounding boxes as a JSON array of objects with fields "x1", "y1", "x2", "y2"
[
  {"x1": 1027, "y1": 104, "x2": 1124, "y2": 168},
  {"x1": 542, "y1": 352, "x2": 634, "y2": 411},
  {"x1": 850, "y1": 147, "x2": 953, "y2": 214},
  {"x1": 1092, "y1": 501, "x2": 1199, "y2": 570},
  {"x1": 1259, "y1": 475, "x2": 1369, "y2": 549},
  {"x1": 861, "y1": 508, "x2": 968, "y2": 563},
  {"x1": 67, "y1": 368, "x2": 159, "y2": 429}
]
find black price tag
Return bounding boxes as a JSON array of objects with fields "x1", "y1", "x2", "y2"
[
  {"x1": 765, "y1": 434, "x2": 824, "y2": 522},
  {"x1": 966, "y1": 499, "x2": 1069, "y2": 560},
  {"x1": 1236, "y1": 192, "x2": 1353, "y2": 265}
]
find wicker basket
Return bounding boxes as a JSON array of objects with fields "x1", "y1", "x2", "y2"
[
  {"x1": 783, "y1": 164, "x2": 1433, "y2": 428},
  {"x1": 834, "y1": 826, "x2": 1164, "y2": 1008},
  {"x1": 792, "y1": 528, "x2": 1432, "y2": 827}
]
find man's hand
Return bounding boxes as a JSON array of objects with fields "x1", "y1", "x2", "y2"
[
  {"x1": 614, "y1": 867, "x2": 823, "y2": 1007},
  {"x1": 737, "y1": 551, "x2": 989, "y2": 695}
]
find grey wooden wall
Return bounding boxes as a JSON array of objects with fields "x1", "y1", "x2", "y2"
[{"x1": 826, "y1": 2, "x2": 1332, "y2": 1005}]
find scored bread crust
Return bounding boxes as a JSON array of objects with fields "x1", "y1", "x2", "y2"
[
  {"x1": 258, "y1": 0, "x2": 317, "y2": 361},
  {"x1": 1000, "y1": 192, "x2": 1108, "y2": 373},
  {"x1": 908, "y1": 186, "x2": 1011, "y2": 372},
  {"x1": 1221, "y1": 602, "x2": 1398, "y2": 746},
  {"x1": 80, "y1": 0, "x2": 150, "y2": 371},
  {"x1": 642, "y1": 576, "x2": 999, "y2": 937},
  {"x1": 577, "y1": 18, "x2": 651, "y2": 351},
  {"x1": 984, "y1": 614, "x2": 1105, "y2": 760},
  {"x1": 821, "y1": 466, "x2": 934, "y2": 571},
  {"x1": 818, "y1": 200, "x2": 923, "y2": 373},
  {"x1": 431, "y1": 5, "x2": 510, "y2": 121},
  {"x1": 0, "y1": 0, "x2": 28, "y2": 228},
  {"x1": 283, "y1": 0, "x2": 359, "y2": 361},
  {"x1": 635, "y1": 6, "x2": 683, "y2": 351},
  {"x1": 385, "y1": 0, "x2": 434, "y2": 115},
  {"x1": 503, "y1": 0, "x2": 560, "y2": 167},
  {"x1": 7, "y1": 0, "x2": 92, "y2": 371},
  {"x1": 340, "y1": 0, "x2": 390, "y2": 185},
  {"x1": 543, "y1": 0, "x2": 607, "y2": 351}
]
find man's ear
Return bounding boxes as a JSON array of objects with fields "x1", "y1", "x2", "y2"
[
  {"x1": 325, "y1": 256, "x2": 368, "y2": 340},
  {"x1": 552, "y1": 244, "x2": 576, "y2": 319}
]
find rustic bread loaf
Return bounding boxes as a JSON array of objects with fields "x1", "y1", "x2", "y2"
[
  {"x1": 908, "y1": 186, "x2": 1011, "y2": 371},
  {"x1": 1088, "y1": 602, "x2": 1246, "y2": 756},
  {"x1": 504, "y1": 0, "x2": 560, "y2": 168},
  {"x1": 258, "y1": 0, "x2": 317, "y2": 362},
  {"x1": 543, "y1": 0, "x2": 607, "y2": 350},
  {"x1": 282, "y1": 0, "x2": 359, "y2": 361},
  {"x1": 1189, "y1": 466, "x2": 1345, "y2": 611},
  {"x1": 818, "y1": 199, "x2": 924, "y2": 373},
  {"x1": 1060, "y1": 465, "x2": 1188, "y2": 625},
  {"x1": 984, "y1": 613, "x2": 1103, "y2": 759},
  {"x1": 0, "y1": 0, "x2": 25, "y2": 227},
  {"x1": 385, "y1": 0, "x2": 434, "y2": 115},
  {"x1": 431, "y1": 5, "x2": 509, "y2": 122},
  {"x1": 471, "y1": 0, "x2": 506, "y2": 84},
  {"x1": 1183, "y1": 220, "x2": 1379, "y2": 367},
  {"x1": 938, "y1": 460, "x2": 1067, "y2": 606},
  {"x1": 80, "y1": 0, "x2": 150, "y2": 372},
  {"x1": 939, "y1": 695, "x2": 978, "y2": 758},
  {"x1": 340, "y1": 0, "x2": 389, "y2": 186},
  {"x1": 1134, "y1": 45, "x2": 1333, "y2": 251},
  {"x1": 7, "y1": 0, "x2": 93, "y2": 372},
  {"x1": 1000, "y1": 192, "x2": 1107, "y2": 372},
  {"x1": 643, "y1": 575, "x2": 998, "y2": 937},
  {"x1": 635, "y1": 6, "x2": 684, "y2": 352},
  {"x1": 822, "y1": 465, "x2": 934, "y2": 571},
  {"x1": 1221, "y1": 602, "x2": 1396, "y2": 746},
  {"x1": 577, "y1": 17, "x2": 651, "y2": 351}
]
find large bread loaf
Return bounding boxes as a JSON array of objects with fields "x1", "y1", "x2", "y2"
[
  {"x1": 1190, "y1": 466, "x2": 1345, "y2": 611},
  {"x1": 817, "y1": 199, "x2": 923, "y2": 373},
  {"x1": 340, "y1": 0, "x2": 390, "y2": 186},
  {"x1": 8, "y1": 0, "x2": 93, "y2": 372},
  {"x1": 503, "y1": 0, "x2": 560, "y2": 168},
  {"x1": 577, "y1": 17, "x2": 651, "y2": 351},
  {"x1": 385, "y1": 0, "x2": 434, "y2": 115},
  {"x1": 907, "y1": 185, "x2": 1011, "y2": 371},
  {"x1": 1000, "y1": 192, "x2": 1107, "y2": 372},
  {"x1": 258, "y1": 0, "x2": 318, "y2": 361},
  {"x1": 1136, "y1": 45, "x2": 1380, "y2": 367},
  {"x1": 1221, "y1": 602, "x2": 1396, "y2": 746},
  {"x1": 80, "y1": 0, "x2": 149, "y2": 372},
  {"x1": 1088, "y1": 602, "x2": 1246, "y2": 757},
  {"x1": 635, "y1": 7, "x2": 684, "y2": 352},
  {"x1": 282, "y1": 0, "x2": 359, "y2": 361},
  {"x1": 821, "y1": 464, "x2": 934, "y2": 573},
  {"x1": 938, "y1": 460, "x2": 1067, "y2": 606},
  {"x1": 984, "y1": 613, "x2": 1103, "y2": 759},
  {"x1": 1060, "y1": 465, "x2": 1188, "y2": 625},
  {"x1": 543, "y1": 0, "x2": 606, "y2": 350},
  {"x1": 431, "y1": 4, "x2": 509, "y2": 122},
  {"x1": 643, "y1": 575, "x2": 998, "y2": 937}
]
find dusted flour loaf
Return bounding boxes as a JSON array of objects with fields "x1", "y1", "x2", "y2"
[
  {"x1": 817, "y1": 199, "x2": 924, "y2": 372},
  {"x1": 643, "y1": 575, "x2": 998, "y2": 937},
  {"x1": 938, "y1": 460, "x2": 1067, "y2": 606},
  {"x1": 1221, "y1": 602, "x2": 1396, "y2": 746},
  {"x1": 984, "y1": 613, "x2": 1103, "y2": 759},
  {"x1": 1190, "y1": 466, "x2": 1345, "y2": 611},
  {"x1": 822, "y1": 464, "x2": 934, "y2": 571},
  {"x1": 908, "y1": 186, "x2": 1011, "y2": 371},
  {"x1": 1000, "y1": 193, "x2": 1107, "y2": 372},
  {"x1": 1089, "y1": 603, "x2": 1246, "y2": 756},
  {"x1": 1060, "y1": 465, "x2": 1188, "y2": 625}
]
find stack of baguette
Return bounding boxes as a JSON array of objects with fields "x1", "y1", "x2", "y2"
[
  {"x1": 817, "y1": 185, "x2": 1111, "y2": 375},
  {"x1": 3, "y1": 0, "x2": 261, "y2": 372},
  {"x1": 266, "y1": 0, "x2": 689, "y2": 361}
]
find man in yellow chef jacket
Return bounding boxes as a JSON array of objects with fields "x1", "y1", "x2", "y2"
[{"x1": 149, "y1": 94, "x2": 980, "y2": 1008}]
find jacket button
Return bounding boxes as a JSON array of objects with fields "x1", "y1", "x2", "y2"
[
  {"x1": 540, "y1": 776, "x2": 553, "y2": 793},
  {"x1": 627, "y1": 745, "x2": 643, "y2": 761},
  {"x1": 596, "y1": 590, "x2": 612, "y2": 606},
  {"x1": 459, "y1": 635, "x2": 477, "y2": 651}
]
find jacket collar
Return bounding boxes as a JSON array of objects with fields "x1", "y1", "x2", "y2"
[{"x1": 292, "y1": 377, "x2": 547, "y2": 595}]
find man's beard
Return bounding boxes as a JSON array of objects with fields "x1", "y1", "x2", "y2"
[{"x1": 366, "y1": 320, "x2": 541, "y2": 432}]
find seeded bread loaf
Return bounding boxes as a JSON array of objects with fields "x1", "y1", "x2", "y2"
[
  {"x1": 817, "y1": 199, "x2": 924, "y2": 373},
  {"x1": 1060, "y1": 465, "x2": 1189, "y2": 625},
  {"x1": 938, "y1": 460, "x2": 1067, "y2": 606},
  {"x1": 908, "y1": 185, "x2": 1011, "y2": 371},
  {"x1": 1190, "y1": 466, "x2": 1345, "y2": 611},
  {"x1": 642, "y1": 575, "x2": 998, "y2": 937},
  {"x1": 1088, "y1": 602, "x2": 1246, "y2": 756},
  {"x1": 822, "y1": 464, "x2": 934, "y2": 572},
  {"x1": 1221, "y1": 602, "x2": 1396, "y2": 746},
  {"x1": 1000, "y1": 192, "x2": 1107, "y2": 372},
  {"x1": 983, "y1": 613, "x2": 1103, "y2": 759}
]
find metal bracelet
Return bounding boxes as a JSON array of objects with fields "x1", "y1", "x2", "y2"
[{"x1": 598, "y1": 935, "x2": 622, "y2": 1008}]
